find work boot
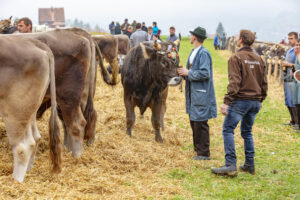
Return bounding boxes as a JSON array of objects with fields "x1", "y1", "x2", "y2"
[
  {"x1": 211, "y1": 165, "x2": 238, "y2": 176},
  {"x1": 284, "y1": 122, "x2": 294, "y2": 126},
  {"x1": 239, "y1": 164, "x2": 255, "y2": 174},
  {"x1": 192, "y1": 155, "x2": 210, "y2": 160}
]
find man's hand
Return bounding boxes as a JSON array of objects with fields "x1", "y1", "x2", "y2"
[
  {"x1": 221, "y1": 104, "x2": 229, "y2": 116},
  {"x1": 281, "y1": 60, "x2": 293, "y2": 67},
  {"x1": 177, "y1": 67, "x2": 189, "y2": 77}
]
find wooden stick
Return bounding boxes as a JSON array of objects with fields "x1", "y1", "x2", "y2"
[{"x1": 274, "y1": 56, "x2": 279, "y2": 79}]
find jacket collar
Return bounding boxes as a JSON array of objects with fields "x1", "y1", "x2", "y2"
[{"x1": 237, "y1": 46, "x2": 253, "y2": 52}]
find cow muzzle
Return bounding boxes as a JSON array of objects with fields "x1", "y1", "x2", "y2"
[{"x1": 168, "y1": 76, "x2": 182, "y2": 86}]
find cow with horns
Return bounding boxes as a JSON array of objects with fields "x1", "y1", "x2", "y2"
[{"x1": 121, "y1": 40, "x2": 182, "y2": 142}]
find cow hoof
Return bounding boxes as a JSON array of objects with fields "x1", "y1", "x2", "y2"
[
  {"x1": 126, "y1": 130, "x2": 132, "y2": 137},
  {"x1": 155, "y1": 136, "x2": 164, "y2": 143},
  {"x1": 87, "y1": 138, "x2": 95, "y2": 146}
]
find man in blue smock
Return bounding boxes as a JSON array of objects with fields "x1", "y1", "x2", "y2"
[
  {"x1": 281, "y1": 32, "x2": 298, "y2": 127},
  {"x1": 177, "y1": 26, "x2": 217, "y2": 160}
]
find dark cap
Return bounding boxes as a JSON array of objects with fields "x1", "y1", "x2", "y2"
[{"x1": 190, "y1": 26, "x2": 207, "y2": 39}]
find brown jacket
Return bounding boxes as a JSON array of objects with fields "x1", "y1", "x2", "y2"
[{"x1": 224, "y1": 46, "x2": 268, "y2": 105}]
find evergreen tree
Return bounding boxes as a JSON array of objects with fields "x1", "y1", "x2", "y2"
[{"x1": 216, "y1": 22, "x2": 225, "y2": 35}]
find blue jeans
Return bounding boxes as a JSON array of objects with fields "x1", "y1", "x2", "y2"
[{"x1": 222, "y1": 100, "x2": 261, "y2": 166}]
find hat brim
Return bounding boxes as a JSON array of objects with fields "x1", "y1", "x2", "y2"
[{"x1": 189, "y1": 31, "x2": 207, "y2": 39}]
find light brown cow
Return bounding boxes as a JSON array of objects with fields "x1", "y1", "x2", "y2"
[
  {"x1": 18, "y1": 28, "x2": 118, "y2": 158},
  {"x1": 0, "y1": 35, "x2": 61, "y2": 182}
]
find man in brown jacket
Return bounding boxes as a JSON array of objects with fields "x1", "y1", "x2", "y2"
[{"x1": 212, "y1": 30, "x2": 268, "y2": 176}]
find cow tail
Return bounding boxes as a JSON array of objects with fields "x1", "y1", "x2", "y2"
[
  {"x1": 83, "y1": 41, "x2": 97, "y2": 143},
  {"x1": 48, "y1": 51, "x2": 62, "y2": 173},
  {"x1": 94, "y1": 41, "x2": 118, "y2": 85}
]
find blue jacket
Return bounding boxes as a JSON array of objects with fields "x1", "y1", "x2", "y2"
[{"x1": 185, "y1": 46, "x2": 217, "y2": 121}]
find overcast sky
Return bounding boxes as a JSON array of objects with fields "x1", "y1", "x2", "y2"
[{"x1": 1, "y1": 0, "x2": 300, "y2": 42}]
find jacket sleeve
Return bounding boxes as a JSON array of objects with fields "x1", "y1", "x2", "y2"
[
  {"x1": 187, "y1": 52, "x2": 211, "y2": 81},
  {"x1": 224, "y1": 55, "x2": 242, "y2": 105}
]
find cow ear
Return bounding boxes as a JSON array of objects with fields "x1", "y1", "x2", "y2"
[{"x1": 140, "y1": 43, "x2": 155, "y2": 59}]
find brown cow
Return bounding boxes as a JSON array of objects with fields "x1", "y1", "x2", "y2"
[
  {"x1": 121, "y1": 41, "x2": 182, "y2": 142},
  {"x1": 18, "y1": 28, "x2": 118, "y2": 158},
  {"x1": 0, "y1": 35, "x2": 61, "y2": 182}
]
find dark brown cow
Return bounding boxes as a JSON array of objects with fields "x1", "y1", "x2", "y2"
[
  {"x1": 121, "y1": 41, "x2": 182, "y2": 142},
  {"x1": 0, "y1": 35, "x2": 61, "y2": 182},
  {"x1": 18, "y1": 28, "x2": 118, "y2": 158}
]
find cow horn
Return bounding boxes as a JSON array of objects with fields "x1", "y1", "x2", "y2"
[
  {"x1": 154, "y1": 40, "x2": 161, "y2": 50},
  {"x1": 174, "y1": 39, "x2": 180, "y2": 46},
  {"x1": 140, "y1": 43, "x2": 151, "y2": 59}
]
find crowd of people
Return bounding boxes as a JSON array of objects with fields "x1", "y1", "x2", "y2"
[{"x1": 109, "y1": 19, "x2": 180, "y2": 49}]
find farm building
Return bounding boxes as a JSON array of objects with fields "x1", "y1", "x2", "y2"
[{"x1": 38, "y1": 7, "x2": 65, "y2": 28}]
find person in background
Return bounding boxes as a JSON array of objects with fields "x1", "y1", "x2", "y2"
[
  {"x1": 281, "y1": 32, "x2": 298, "y2": 128},
  {"x1": 152, "y1": 22, "x2": 159, "y2": 35},
  {"x1": 148, "y1": 26, "x2": 153, "y2": 40},
  {"x1": 109, "y1": 21, "x2": 115, "y2": 35},
  {"x1": 131, "y1": 20, "x2": 137, "y2": 32},
  {"x1": 115, "y1": 22, "x2": 121, "y2": 35},
  {"x1": 292, "y1": 38, "x2": 300, "y2": 133},
  {"x1": 130, "y1": 23, "x2": 148, "y2": 48},
  {"x1": 121, "y1": 18, "x2": 129, "y2": 34},
  {"x1": 125, "y1": 26, "x2": 133, "y2": 38},
  {"x1": 17, "y1": 17, "x2": 32, "y2": 33},
  {"x1": 152, "y1": 34, "x2": 161, "y2": 43},
  {"x1": 212, "y1": 30, "x2": 267, "y2": 176},
  {"x1": 141, "y1": 22, "x2": 148, "y2": 32},
  {"x1": 177, "y1": 26, "x2": 217, "y2": 161},
  {"x1": 214, "y1": 34, "x2": 219, "y2": 50},
  {"x1": 167, "y1": 26, "x2": 180, "y2": 51},
  {"x1": 166, "y1": 26, "x2": 178, "y2": 42},
  {"x1": 221, "y1": 33, "x2": 227, "y2": 50}
]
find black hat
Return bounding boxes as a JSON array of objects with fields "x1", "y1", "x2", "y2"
[{"x1": 190, "y1": 26, "x2": 207, "y2": 39}]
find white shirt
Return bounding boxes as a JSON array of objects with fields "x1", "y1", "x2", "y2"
[{"x1": 189, "y1": 45, "x2": 202, "y2": 65}]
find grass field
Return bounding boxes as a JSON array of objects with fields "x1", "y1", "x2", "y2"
[
  {"x1": 163, "y1": 36, "x2": 300, "y2": 200},
  {"x1": 0, "y1": 36, "x2": 299, "y2": 200}
]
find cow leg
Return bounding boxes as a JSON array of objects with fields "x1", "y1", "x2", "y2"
[
  {"x1": 124, "y1": 93, "x2": 135, "y2": 136},
  {"x1": 27, "y1": 118, "x2": 41, "y2": 171},
  {"x1": 151, "y1": 101, "x2": 163, "y2": 143},
  {"x1": 160, "y1": 88, "x2": 168, "y2": 132},
  {"x1": 3, "y1": 116, "x2": 36, "y2": 182},
  {"x1": 60, "y1": 106, "x2": 86, "y2": 158}
]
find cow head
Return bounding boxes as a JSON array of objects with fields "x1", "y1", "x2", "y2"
[
  {"x1": 140, "y1": 41, "x2": 182, "y2": 86},
  {"x1": 0, "y1": 16, "x2": 12, "y2": 33}
]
